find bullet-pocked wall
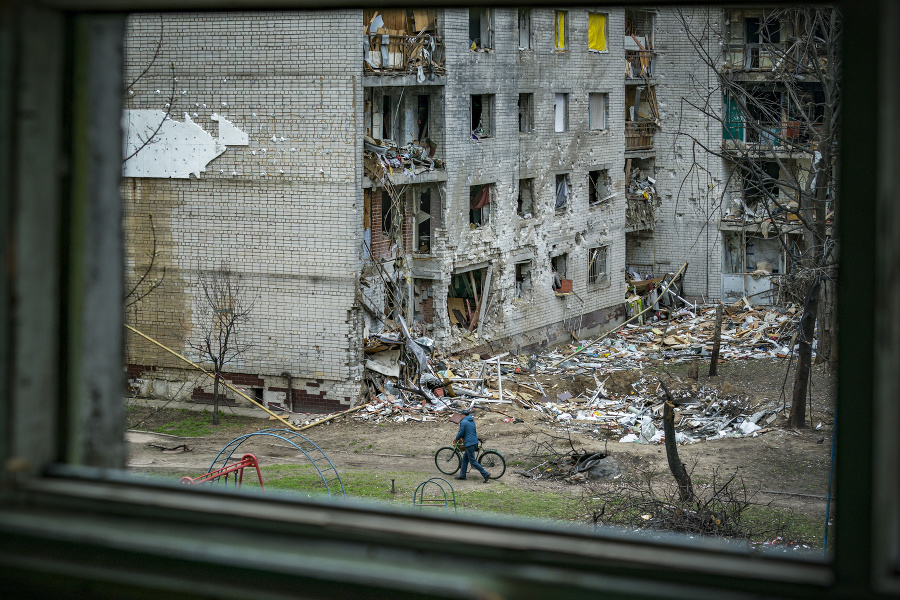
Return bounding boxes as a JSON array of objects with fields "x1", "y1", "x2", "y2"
[
  {"x1": 122, "y1": 11, "x2": 365, "y2": 412},
  {"x1": 431, "y1": 8, "x2": 628, "y2": 353}
]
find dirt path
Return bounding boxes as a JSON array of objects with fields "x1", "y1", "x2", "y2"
[{"x1": 128, "y1": 358, "x2": 835, "y2": 544}]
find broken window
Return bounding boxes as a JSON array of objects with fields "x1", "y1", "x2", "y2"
[
  {"x1": 588, "y1": 13, "x2": 608, "y2": 52},
  {"x1": 554, "y1": 93, "x2": 568, "y2": 132},
  {"x1": 518, "y1": 93, "x2": 533, "y2": 134},
  {"x1": 555, "y1": 174, "x2": 570, "y2": 212},
  {"x1": 517, "y1": 178, "x2": 534, "y2": 217},
  {"x1": 469, "y1": 184, "x2": 492, "y2": 227},
  {"x1": 551, "y1": 253, "x2": 571, "y2": 292},
  {"x1": 555, "y1": 11, "x2": 567, "y2": 51},
  {"x1": 589, "y1": 169, "x2": 612, "y2": 205},
  {"x1": 448, "y1": 266, "x2": 488, "y2": 329},
  {"x1": 382, "y1": 94, "x2": 395, "y2": 141},
  {"x1": 469, "y1": 8, "x2": 492, "y2": 50},
  {"x1": 471, "y1": 94, "x2": 494, "y2": 139},
  {"x1": 381, "y1": 191, "x2": 394, "y2": 237},
  {"x1": 416, "y1": 95, "x2": 429, "y2": 140},
  {"x1": 414, "y1": 189, "x2": 433, "y2": 254},
  {"x1": 518, "y1": 9, "x2": 532, "y2": 50},
  {"x1": 589, "y1": 93, "x2": 608, "y2": 130},
  {"x1": 515, "y1": 261, "x2": 533, "y2": 301},
  {"x1": 588, "y1": 246, "x2": 608, "y2": 285}
]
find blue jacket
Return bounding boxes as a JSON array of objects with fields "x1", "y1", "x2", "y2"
[{"x1": 456, "y1": 415, "x2": 478, "y2": 447}]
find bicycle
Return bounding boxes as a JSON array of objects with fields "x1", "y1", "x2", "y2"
[{"x1": 434, "y1": 439, "x2": 506, "y2": 479}]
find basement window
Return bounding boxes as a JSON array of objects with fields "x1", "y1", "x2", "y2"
[
  {"x1": 469, "y1": 8, "x2": 492, "y2": 50},
  {"x1": 469, "y1": 183, "x2": 492, "y2": 227},
  {"x1": 588, "y1": 245, "x2": 609, "y2": 285},
  {"x1": 589, "y1": 169, "x2": 612, "y2": 205},
  {"x1": 515, "y1": 261, "x2": 533, "y2": 301},
  {"x1": 554, "y1": 93, "x2": 568, "y2": 132},
  {"x1": 518, "y1": 93, "x2": 534, "y2": 133},
  {"x1": 555, "y1": 174, "x2": 570, "y2": 212},
  {"x1": 471, "y1": 94, "x2": 494, "y2": 139},
  {"x1": 518, "y1": 9, "x2": 532, "y2": 50},
  {"x1": 554, "y1": 11, "x2": 567, "y2": 51},
  {"x1": 517, "y1": 178, "x2": 534, "y2": 217},
  {"x1": 589, "y1": 92, "x2": 608, "y2": 130}
]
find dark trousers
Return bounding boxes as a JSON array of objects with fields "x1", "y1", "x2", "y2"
[{"x1": 460, "y1": 444, "x2": 489, "y2": 479}]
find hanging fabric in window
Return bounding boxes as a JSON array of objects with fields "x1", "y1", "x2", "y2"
[
  {"x1": 589, "y1": 13, "x2": 607, "y2": 52},
  {"x1": 555, "y1": 11, "x2": 566, "y2": 49}
]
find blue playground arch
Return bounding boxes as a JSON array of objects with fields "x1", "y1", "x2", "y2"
[{"x1": 209, "y1": 429, "x2": 346, "y2": 498}]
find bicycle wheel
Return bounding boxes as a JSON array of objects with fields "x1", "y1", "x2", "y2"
[
  {"x1": 477, "y1": 450, "x2": 506, "y2": 479},
  {"x1": 434, "y1": 447, "x2": 461, "y2": 475}
]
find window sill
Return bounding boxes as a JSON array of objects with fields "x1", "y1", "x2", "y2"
[{"x1": 0, "y1": 470, "x2": 835, "y2": 598}]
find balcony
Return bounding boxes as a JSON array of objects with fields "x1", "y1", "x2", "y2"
[
  {"x1": 724, "y1": 43, "x2": 786, "y2": 72},
  {"x1": 625, "y1": 122, "x2": 655, "y2": 151},
  {"x1": 626, "y1": 49, "x2": 654, "y2": 78},
  {"x1": 364, "y1": 33, "x2": 445, "y2": 78},
  {"x1": 626, "y1": 196, "x2": 654, "y2": 232},
  {"x1": 722, "y1": 120, "x2": 820, "y2": 155}
]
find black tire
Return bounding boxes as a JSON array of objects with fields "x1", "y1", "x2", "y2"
[
  {"x1": 435, "y1": 447, "x2": 461, "y2": 475},
  {"x1": 477, "y1": 450, "x2": 506, "y2": 479}
]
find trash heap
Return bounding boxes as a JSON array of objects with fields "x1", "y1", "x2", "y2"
[
  {"x1": 364, "y1": 136, "x2": 444, "y2": 183},
  {"x1": 359, "y1": 299, "x2": 802, "y2": 443}
]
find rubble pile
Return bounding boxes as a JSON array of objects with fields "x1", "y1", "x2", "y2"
[{"x1": 358, "y1": 298, "x2": 802, "y2": 443}]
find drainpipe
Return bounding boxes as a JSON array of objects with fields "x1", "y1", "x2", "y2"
[{"x1": 280, "y1": 371, "x2": 293, "y2": 412}]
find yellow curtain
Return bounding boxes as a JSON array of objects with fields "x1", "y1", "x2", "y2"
[
  {"x1": 555, "y1": 11, "x2": 566, "y2": 49},
  {"x1": 589, "y1": 13, "x2": 606, "y2": 52}
]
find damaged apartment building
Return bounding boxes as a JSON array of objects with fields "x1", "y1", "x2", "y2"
[{"x1": 123, "y1": 8, "x2": 772, "y2": 411}]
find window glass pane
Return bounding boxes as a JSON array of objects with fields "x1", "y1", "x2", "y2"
[{"x1": 109, "y1": 6, "x2": 843, "y2": 563}]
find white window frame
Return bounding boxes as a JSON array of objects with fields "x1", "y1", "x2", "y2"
[{"x1": 589, "y1": 92, "x2": 608, "y2": 131}]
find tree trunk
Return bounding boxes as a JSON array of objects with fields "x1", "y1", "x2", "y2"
[
  {"x1": 816, "y1": 280, "x2": 837, "y2": 372},
  {"x1": 659, "y1": 379, "x2": 694, "y2": 502},
  {"x1": 789, "y1": 279, "x2": 821, "y2": 428},
  {"x1": 212, "y1": 370, "x2": 221, "y2": 425},
  {"x1": 709, "y1": 304, "x2": 723, "y2": 376}
]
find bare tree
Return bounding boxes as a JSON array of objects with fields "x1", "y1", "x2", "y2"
[
  {"x1": 123, "y1": 16, "x2": 177, "y2": 165},
  {"x1": 124, "y1": 213, "x2": 166, "y2": 308},
  {"x1": 674, "y1": 7, "x2": 840, "y2": 428},
  {"x1": 188, "y1": 265, "x2": 254, "y2": 425}
]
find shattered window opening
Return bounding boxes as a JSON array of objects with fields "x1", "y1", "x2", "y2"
[
  {"x1": 551, "y1": 253, "x2": 571, "y2": 292},
  {"x1": 518, "y1": 93, "x2": 534, "y2": 134},
  {"x1": 471, "y1": 94, "x2": 494, "y2": 139},
  {"x1": 416, "y1": 95, "x2": 429, "y2": 140},
  {"x1": 381, "y1": 190, "x2": 394, "y2": 237},
  {"x1": 555, "y1": 173, "x2": 570, "y2": 212},
  {"x1": 588, "y1": 12, "x2": 608, "y2": 52},
  {"x1": 589, "y1": 92, "x2": 608, "y2": 130},
  {"x1": 517, "y1": 178, "x2": 534, "y2": 218},
  {"x1": 414, "y1": 188, "x2": 434, "y2": 255},
  {"x1": 448, "y1": 267, "x2": 488, "y2": 329},
  {"x1": 555, "y1": 11, "x2": 567, "y2": 51},
  {"x1": 518, "y1": 8, "x2": 532, "y2": 50},
  {"x1": 469, "y1": 8, "x2": 492, "y2": 51},
  {"x1": 515, "y1": 261, "x2": 533, "y2": 301},
  {"x1": 589, "y1": 169, "x2": 612, "y2": 206},
  {"x1": 469, "y1": 183, "x2": 492, "y2": 227},
  {"x1": 588, "y1": 245, "x2": 609, "y2": 285},
  {"x1": 554, "y1": 93, "x2": 569, "y2": 132}
]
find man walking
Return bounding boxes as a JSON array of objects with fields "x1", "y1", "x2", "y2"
[{"x1": 454, "y1": 410, "x2": 490, "y2": 483}]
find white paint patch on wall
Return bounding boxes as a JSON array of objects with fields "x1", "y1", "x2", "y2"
[{"x1": 122, "y1": 110, "x2": 248, "y2": 178}]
